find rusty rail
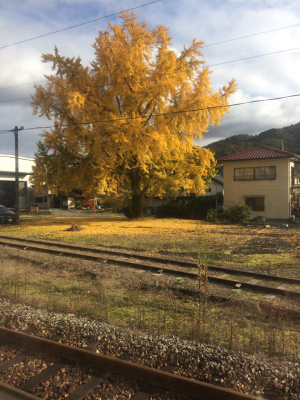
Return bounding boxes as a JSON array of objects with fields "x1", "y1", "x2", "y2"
[
  {"x1": 0, "y1": 234, "x2": 299, "y2": 284},
  {"x1": 0, "y1": 236, "x2": 300, "y2": 299},
  {"x1": 0, "y1": 327, "x2": 265, "y2": 400}
]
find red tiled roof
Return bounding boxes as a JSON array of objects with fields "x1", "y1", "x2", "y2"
[{"x1": 217, "y1": 145, "x2": 300, "y2": 162}]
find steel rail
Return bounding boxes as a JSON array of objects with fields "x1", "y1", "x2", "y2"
[
  {"x1": 0, "y1": 234, "x2": 299, "y2": 284},
  {"x1": 0, "y1": 327, "x2": 265, "y2": 400},
  {"x1": 1, "y1": 237, "x2": 300, "y2": 299}
]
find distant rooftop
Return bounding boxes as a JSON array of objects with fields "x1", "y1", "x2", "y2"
[
  {"x1": 217, "y1": 145, "x2": 300, "y2": 162},
  {"x1": 212, "y1": 174, "x2": 223, "y2": 185}
]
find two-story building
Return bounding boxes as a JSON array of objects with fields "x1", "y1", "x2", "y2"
[{"x1": 217, "y1": 145, "x2": 300, "y2": 222}]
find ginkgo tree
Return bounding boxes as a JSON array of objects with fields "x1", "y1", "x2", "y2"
[{"x1": 31, "y1": 11, "x2": 237, "y2": 218}]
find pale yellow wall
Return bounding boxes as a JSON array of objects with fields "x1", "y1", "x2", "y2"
[{"x1": 223, "y1": 158, "x2": 291, "y2": 220}]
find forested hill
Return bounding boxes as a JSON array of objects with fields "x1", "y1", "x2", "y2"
[{"x1": 205, "y1": 122, "x2": 300, "y2": 159}]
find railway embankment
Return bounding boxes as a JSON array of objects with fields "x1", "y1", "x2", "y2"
[{"x1": 0, "y1": 300, "x2": 299, "y2": 399}]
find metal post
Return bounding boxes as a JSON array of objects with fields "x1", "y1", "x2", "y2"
[{"x1": 14, "y1": 126, "x2": 19, "y2": 224}]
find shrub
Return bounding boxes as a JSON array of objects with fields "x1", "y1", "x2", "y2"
[
  {"x1": 206, "y1": 209, "x2": 220, "y2": 223},
  {"x1": 157, "y1": 193, "x2": 224, "y2": 220},
  {"x1": 185, "y1": 192, "x2": 223, "y2": 211},
  {"x1": 75, "y1": 200, "x2": 81, "y2": 209},
  {"x1": 223, "y1": 204, "x2": 252, "y2": 223}
]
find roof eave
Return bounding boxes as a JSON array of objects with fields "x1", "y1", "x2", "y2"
[{"x1": 218, "y1": 156, "x2": 300, "y2": 162}]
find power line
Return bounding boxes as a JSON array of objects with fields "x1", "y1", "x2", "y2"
[
  {"x1": 1, "y1": 19, "x2": 300, "y2": 91},
  {"x1": 0, "y1": 80, "x2": 46, "y2": 91},
  {"x1": 3, "y1": 93, "x2": 296, "y2": 132},
  {"x1": 0, "y1": 0, "x2": 161, "y2": 50},
  {"x1": 1, "y1": 40, "x2": 300, "y2": 103},
  {"x1": 207, "y1": 45, "x2": 300, "y2": 68},
  {"x1": 1, "y1": 43, "x2": 300, "y2": 96},
  {"x1": 0, "y1": 97, "x2": 31, "y2": 103},
  {"x1": 203, "y1": 22, "x2": 300, "y2": 48}
]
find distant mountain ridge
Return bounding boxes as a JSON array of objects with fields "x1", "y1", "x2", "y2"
[{"x1": 205, "y1": 122, "x2": 300, "y2": 160}]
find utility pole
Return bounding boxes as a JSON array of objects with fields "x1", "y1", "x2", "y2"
[{"x1": 13, "y1": 126, "x2": 24, "y2": 224}]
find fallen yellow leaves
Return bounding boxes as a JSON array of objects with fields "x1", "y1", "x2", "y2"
[
  {"x1": 0, "y1": 216, "x2": 203, "y2": 240},
  {"x1": 0, "y1": 215, "x2": 298, "y2": 273}
]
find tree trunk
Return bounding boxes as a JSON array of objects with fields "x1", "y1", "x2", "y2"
[
  {"x1": 131, "y1": 171, "x2": 143, "y2": 218},
  {"x1": 132, "y1": 192, "x2": 143, "y2": 218}
]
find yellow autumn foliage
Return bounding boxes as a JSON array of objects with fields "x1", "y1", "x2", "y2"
[{"x1": 31, "y1": 11, "x2": 237, "y2": 217}]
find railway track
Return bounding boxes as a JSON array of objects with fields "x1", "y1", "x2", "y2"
[
  {"x1": 0, "y1": 235, "x2": 300, "y2": 300},
  {"x1": 0, "y1": 326, "x2": 265, "y2": 400}
]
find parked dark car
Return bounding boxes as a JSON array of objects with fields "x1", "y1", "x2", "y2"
[{"x1": 0, "y1": 206, "x2": 15, "y2": 223}]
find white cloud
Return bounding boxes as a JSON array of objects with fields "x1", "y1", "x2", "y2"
[{"x1": 1, "y1": 0, "x2": 300, "y2": 156}]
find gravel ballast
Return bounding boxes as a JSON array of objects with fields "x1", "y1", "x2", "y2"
[{"x1": 0, "y1": 300, "x2": 299, "y2": 399}]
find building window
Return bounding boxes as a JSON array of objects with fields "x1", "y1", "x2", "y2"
[
  {"x1": 245, "y1": 197, "x2": 264, "y2": 211},
  {"x1": 19, "y1": 182, "x2": 27, "y2": 196},
  {"x1": 34, "y1": 197, "x2": 43, "y2": 203},
  {"x1": 234, "y1": 166, "x2": 276, "y2": 181}
]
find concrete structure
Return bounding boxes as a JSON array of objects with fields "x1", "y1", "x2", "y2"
[
  {"x1": 0, "y1": 154, "x2": 34, "y2": 209},
  {"x1": 218, "y1": 146, "x2": 300, "y2": 222},
  {"x1": 0, "y1": 155, "x2": 54, "y2": 209}
]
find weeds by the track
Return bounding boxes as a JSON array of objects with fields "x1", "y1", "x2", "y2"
[
  {"x1": 0, "y1": 214, "x2": 299, "y2": 359},
  {"x1": 0, "y1": 246, "x2": 300, "y2": 360}
]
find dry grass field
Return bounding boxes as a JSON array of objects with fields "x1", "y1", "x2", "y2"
[{"x1": 0, "y1": 211, "x2": 300, "y2": 359}]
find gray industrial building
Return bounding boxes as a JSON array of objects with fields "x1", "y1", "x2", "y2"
[{"x1": 0, "y1": 154, "x2": 54, "y2": 209}]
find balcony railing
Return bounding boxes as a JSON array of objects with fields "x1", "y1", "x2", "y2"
[{"x1": 291, "y1": 175, "x2": 300, "y2": 186}]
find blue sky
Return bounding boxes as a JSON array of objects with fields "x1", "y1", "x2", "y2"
[{"x1": 1, "y1": 0, "x2": 300, "y2": 157}]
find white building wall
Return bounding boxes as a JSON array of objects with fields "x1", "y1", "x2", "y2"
[
  {"x1": 0, "y1": 155, "x2": 35, "y2": 208},
  {"x1": 204, "y1": 175, "x2": 223, "y2": 196},
  {"x1": 0, "y1": 155, "x2": 34, "y2": 176}
]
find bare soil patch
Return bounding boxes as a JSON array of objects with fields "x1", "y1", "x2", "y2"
[{"x1": 233, "y1": 235, "x2": 292, "y2": 255}]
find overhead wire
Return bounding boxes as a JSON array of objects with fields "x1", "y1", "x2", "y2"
[
  {"x1": 0, "y1": 8, "x2": 297, "y2": 53},
  {"x1": 2, "y1": 42, "x2": 300, "y2": 104},
  {"x1": 0, "y1": 93, "x2": 296, "y2": 132},
  {"x1": 0, "y1": 130, "x2": 13, "y2": 134},
  {"x1": 0, "y1": 0, "x2": 161, "y2": 50},
  {"x1": 1, "y1": 2, "x2": 300, "y2": 133},
  {"x1": 207, "y1": 45, "x2": 300, "y2": 67},
  {"x1": 0, "y1": 80, "x2": 46, "y2": 91},
  {"x1": 202, "y1": 22, "x2": 300, "y2": 48},
  {"x1": 0, "y1": 97, "x2": 31, "y2": 103},
  {"x1": 1, "y1": 18, "x2": 300, "y2": 91}
]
